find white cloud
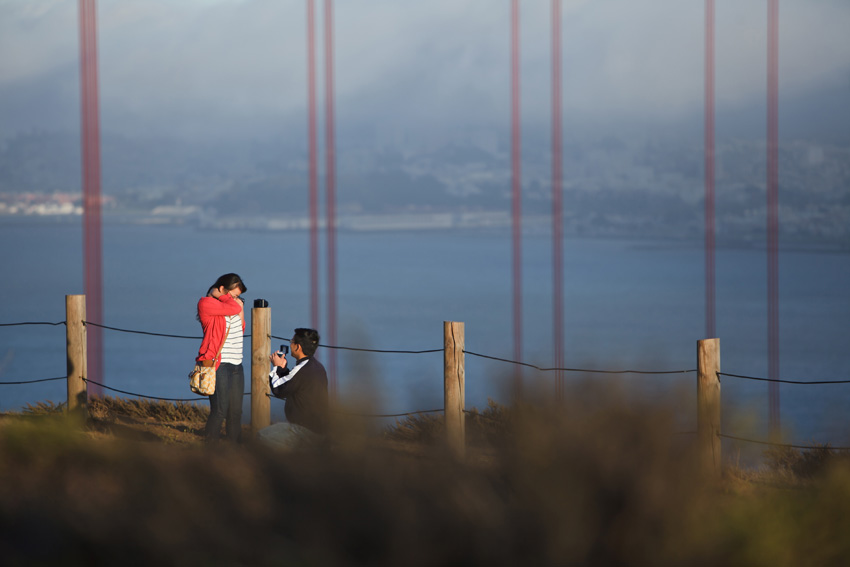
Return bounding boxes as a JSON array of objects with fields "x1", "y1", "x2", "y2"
[
  {"x1": 0, "y1": 0, "x2": 77, "y2": 84},
  {"x1": 1, "y1": 0, "x2": 848, "y2": 139}
]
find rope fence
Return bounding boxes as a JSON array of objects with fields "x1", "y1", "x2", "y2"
[
  {"x1": 82, "y1": 378, "x2": 207, "y2": 403},
  {"x1": 0, "y1": 376, "x2": 66, "y2": 385},
  {"x1": 83, "y1": 321, "x2": 201, "y2": 340},
  {"x1": 6, "y1": 321, "x2": 847, "y2": 384},
  {"x1": 333, "y1": 408, "x2": 444, "y2": 418},
  {"x1": 464, "y1": 349, "x2": 696, "y2": 375},
  {"x1": 0, "y1": 321, "x2": 67, "y2": 327},
  {"x1": 718, "y1": 432, "x2": 850, "y2": 452},
  {"x1": 718, "y1": 371, "x2": 850, "y2": 385},
  {"x1": 3, "y1": 315, "x2": 850, "y2": 459}
]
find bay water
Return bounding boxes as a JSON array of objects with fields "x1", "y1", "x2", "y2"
[{"x1": 1, "y1": 222, "x2": 848, "y2": 454}]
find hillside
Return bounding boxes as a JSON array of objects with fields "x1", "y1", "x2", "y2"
[{"x1": 2, "y1": 396, "x2": 850, "y2": 565}]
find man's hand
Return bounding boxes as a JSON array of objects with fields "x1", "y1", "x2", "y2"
[{"x1": 270, "y1": 352, "x2": 287, "y2": 367}]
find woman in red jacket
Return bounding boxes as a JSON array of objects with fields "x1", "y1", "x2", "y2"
[{"x1": 197, "y1": 273, "x2": 247, "y2": 443}]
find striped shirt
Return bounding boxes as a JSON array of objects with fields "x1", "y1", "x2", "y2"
[{"x1": 219, "y1": 314, "x2": 244, "y2": 365}]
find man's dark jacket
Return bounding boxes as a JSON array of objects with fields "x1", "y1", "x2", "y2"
[{"x1": 269, "y1": 357, "x2": 329, "y2": 434}]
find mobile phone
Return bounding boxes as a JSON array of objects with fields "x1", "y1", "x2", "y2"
[{"x1": 278, "y1": 344, "x2": 289, "y2": 356}]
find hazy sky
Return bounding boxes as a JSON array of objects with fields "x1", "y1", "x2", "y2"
[{"x1": 1, "y1": 0, "x2": 849, "y2": 142}]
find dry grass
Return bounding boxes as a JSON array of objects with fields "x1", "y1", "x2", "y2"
[
  {"x1": 1, "y1": 391, "x2": 850, "y2": 566},
  {"x1": 4, "y1": 396, "x2": 213, "y2": 446}
]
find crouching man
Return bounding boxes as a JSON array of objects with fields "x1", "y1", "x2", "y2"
[{"x1": 259, "y1": 327, "x2": 329, "y2": 448}]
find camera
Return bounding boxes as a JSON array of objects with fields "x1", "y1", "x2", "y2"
[
  {"x1": 278, "y1": 344, "x2": 289, "y2": 356},
  {"x1": 254, "y1": 298, "x2": 269, "y2": 308}
]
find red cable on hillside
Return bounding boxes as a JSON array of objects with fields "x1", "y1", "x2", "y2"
[
  {"x1": 511, "y1": 0, "x2": 523, "y2": 399},
  {"x1": 307, "y1": 0, "x2": 319, "y2": 329},
  {"x1": 551, "y1": 0, "x2": 564, "y2": 401},
  {"x1": 324, "y1": 0, "x2": 338, "y2": 395},
  {"x1": 704, "y1": 0, "x2": 716, "y2": 340},
  {"x1": 79, "y1": 0, "x2": 103, "y2": 396},
  {"x1": 767, "y1": 0, "x2": 780, "y2": 437}
]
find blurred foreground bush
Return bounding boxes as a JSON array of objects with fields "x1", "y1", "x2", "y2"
[{"x1": 1, "y1": 388, "x2": 849, "y2": 566}]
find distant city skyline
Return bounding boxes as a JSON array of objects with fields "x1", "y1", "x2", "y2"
[{"x1": 2, "y1": 132, "x2": 846, "y2": 247}]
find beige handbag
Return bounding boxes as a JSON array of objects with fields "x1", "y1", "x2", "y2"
[{"x1": 189, "y1": 322, "x2": 229, "y2": 396}]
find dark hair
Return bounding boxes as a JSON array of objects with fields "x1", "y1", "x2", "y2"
[
  {"x1": 207, "y1": 273, "x2": 247, "y2": 296},
  {"x1": 292, "y1": 328, "x2": 320, "y2": 357}
]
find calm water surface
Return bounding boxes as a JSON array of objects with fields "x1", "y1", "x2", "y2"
[{"x1": 2, "y1": 222, "x2": 848, "y2": 455}]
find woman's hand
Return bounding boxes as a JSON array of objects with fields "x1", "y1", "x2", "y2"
[{"x1": 233, "y1": 294, "x2": 245, "y2": 320}]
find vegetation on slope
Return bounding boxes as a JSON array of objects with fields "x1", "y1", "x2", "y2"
[{"x1": 1, "y1": 391, "x2": 850, "y2": 566}]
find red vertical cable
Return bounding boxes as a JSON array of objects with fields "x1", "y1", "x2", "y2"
[
  {"x1": 79, "y1": 0, "x2": 103, "y2": 396},
  {"x1": 767, "y1": 0, "x2": 780, "y2": 437},
  {"x1": 511, "y1": 0, "x2": 523, "y2": 398},
  {"x1": 324, "y1": 0, "x2": 338, "y2": 395},
  {"x1": 307, "y1": 0, "x2": 319, "y2": 329},
  {"x1": 551, "y1": 0, "x2": 564, "y2": 401},
  {"x1": 704, "y1": 0, "x2": 716, "y2": 340}
]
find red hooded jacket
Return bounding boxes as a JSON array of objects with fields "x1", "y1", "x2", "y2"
[{"x1": 196, "y1": 294, "x2": 245, "y2": 369}]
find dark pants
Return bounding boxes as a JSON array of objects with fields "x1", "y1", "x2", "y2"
[{"x1": 205, "y1": 362, "x2": 244, "y2": 443}]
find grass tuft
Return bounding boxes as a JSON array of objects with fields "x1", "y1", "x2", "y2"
[
  {"x1": 764, "y1": 443, "x2": 850, "y2": 480},
  {"x1": 87, "y1": 395, "x2": 209, "y2": 423}
]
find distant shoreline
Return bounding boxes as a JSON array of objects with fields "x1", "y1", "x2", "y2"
[{"x1": 2, "y1": 211, "x2": 847, "y2": 253}]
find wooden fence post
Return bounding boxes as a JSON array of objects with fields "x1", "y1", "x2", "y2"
[
  {"x1": 66, "y1": 294, "x2": 87, "y2": 418},
  {"x1": 697, "y1": 338, "x2": 721, "y2": 477},
  {"x1": 444, "y1": 321, "x2": 465, "y2": 458},
  {"x1": 251, "y1": 305, "x2": 271, "y2": 434}
]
